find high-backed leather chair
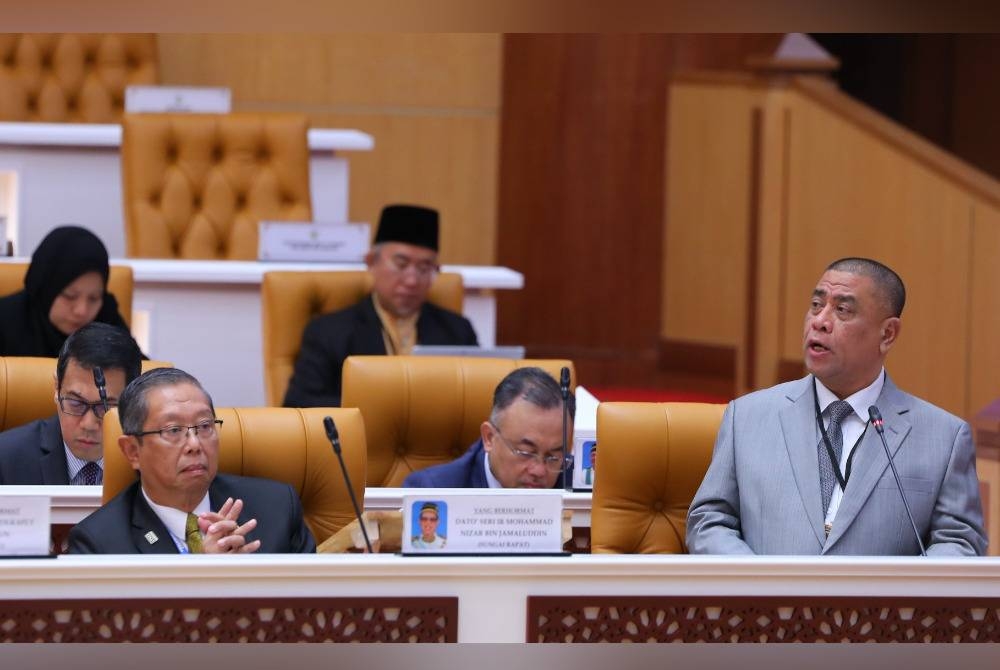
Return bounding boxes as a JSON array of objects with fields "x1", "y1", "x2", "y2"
[
  {"x1": 0, "y1": 34, "x2": 157, "y2": 122},
  {"x1": 341, "y1": 356, "x2": 575, "y2": 488},
  {"x1": 0, "y1": 262, "x2": 135, "y2": 328},
  {"x1": 261, "y1": 270, "x2": 464, "y2": 406},
  {"x1": 101, "y1": 407, "x2": 366, "y2": 545},
  {"x1": 121, "y1": 112, "x2": 312, "y2": 259},
  {"x1": 0, "y1": 357, "x2": 171, "y2": 431},
  {"x1": 590, "y1": 402, "x2": 726, "y2": 554}
]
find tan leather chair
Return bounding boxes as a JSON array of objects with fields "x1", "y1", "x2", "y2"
[
  {"x1": 101, "y1": 407, "x2": 367, "y2": 545},
  {"x1": 261, "y1": 270, "x2": 465, "y2": 406},
  {"x1": 341, "y1": 356, "x2": 575, "y2": 488},
  {"x1": 0, "y1": 34, "x2": 157, "y2": 122},
  {"x1": 0, "y1": 357, "x2": 171, "y2": 431},
  {"x1": 0, "y1": 262, "x2": 135, "y2": 328},
  {"x1": 590, "y1": 402, "x2": 726, "y2": 554},
  {"x1": 121, "y1": 112, "x2": 312, "y2": 260}
]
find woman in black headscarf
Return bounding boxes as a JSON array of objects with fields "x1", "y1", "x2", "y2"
[{"x1": 0, "y1": 226, "x2": 132, "y2": 357}]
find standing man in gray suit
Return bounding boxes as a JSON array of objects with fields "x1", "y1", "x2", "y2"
[{"x1": 687, "y1": 258, "x2": 986, "y2": 555}]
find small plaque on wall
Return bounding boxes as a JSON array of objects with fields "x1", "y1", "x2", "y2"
[{"x1": 258, "y1": 222, "x2": 370, "y2": 262}]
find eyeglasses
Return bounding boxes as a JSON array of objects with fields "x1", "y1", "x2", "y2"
[
  {"x1": 131, "y1": 419, "x2": 223, "y2": 445},
  {"x1": 58, "y1": 396, "x2": 116, "y2": 419},
  {"x1": 385, "y1": 254, "x2": 438, "y2": 280},
  {"x1": 487, "y1": 421, "x2": 566, "y2": 472}
]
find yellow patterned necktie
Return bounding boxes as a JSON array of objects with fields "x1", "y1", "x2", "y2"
[{"x1": 185, "y1": 513, "x2": 204, "y2": 554}]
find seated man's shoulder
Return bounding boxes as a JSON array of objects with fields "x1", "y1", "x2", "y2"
[
  {"x1": 306, "y1": 299, "x2": 368, "y2": 330},
  {"x1": 402, "y1": 442, "x2": 481, "y2": 488},
  {"x1": 0, "y1": 415, "x2": 54, "y2": 451},
  {"x1": 732, "y1": 377, "x2": 810, "y2": 410}
]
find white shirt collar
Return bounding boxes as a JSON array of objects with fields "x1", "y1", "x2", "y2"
[
  {"x1": 814, "y1": 367, "x2": 885, "y2": 422},
  {"x1": 140, "y1": 487, "x2": 211, "y2": 545},
  {"x1": 483, "y1": 449, "x2": 504, "y2": 489}
]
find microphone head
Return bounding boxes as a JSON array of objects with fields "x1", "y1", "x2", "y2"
[
  {"x1": 93, "y1": 366, "x2": 106, "y2": 387},
  {"x1": 559, "y1": 366, "x2": 570, "y2": 388},
  {"x1": 868, "y1": 405, "x2": 884, "y2": 430},
  {"x1": 322, "y1": 415, "x2": 339, "y2": 441}
]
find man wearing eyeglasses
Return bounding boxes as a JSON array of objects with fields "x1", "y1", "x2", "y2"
[
  {"x1": 68, "y1": 367, "x2": 315, "y2": 554},
  {"x1": 283, "y1": 204, "x2": 478, "y2": 408},
  {"x1": 403, "y1": 368, "x2": 575, "y2": 489},
  {"x1": 0, "y1": 322, "x2": 142, "y2": 485}
]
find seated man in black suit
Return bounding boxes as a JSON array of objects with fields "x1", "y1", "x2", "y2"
[
  {"x1": 283, "y1": 204, "x2": 479, "y2": 408},
  {"x1": 68, "y1": 368, "x2": 316, "y2": 554},
  {"x1": 0, "y1": 322, "x2": 142, "y2": 485},
  {"x1": 403, "y1": 367, "x2": 575, "y2": 489}
]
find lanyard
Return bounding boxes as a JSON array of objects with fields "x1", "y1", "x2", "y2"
[{"x1": 812, "y1": 383, "x2": 867, "y2": 491}]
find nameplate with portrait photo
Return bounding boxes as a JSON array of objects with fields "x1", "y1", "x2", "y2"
[
  {"x1": 0, "y1": 494, "x2": 50, "y2": 556},
  {"x1": 258, "y1": 222, "x2": 370, "y2": 262},
  {"x1": 401, "y1": 492, "x2": 564, "y2": 555},
  {"x1": 571, "y1": 429, "x2": 597, "y2": 490}
]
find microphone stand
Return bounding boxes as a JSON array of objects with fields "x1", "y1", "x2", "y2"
[
  {"x1": 323, "y1": 416, "x2": 373, "y2": 553},
  {"x1": 93, "y1": 366, "x2": 109, "y2": 415},
  {"x1": 560, "y1": 367, "x2": 572, "y2": 491},
  {"x1": 868, "y1": 406, "x2": 927, "y2": 556}
]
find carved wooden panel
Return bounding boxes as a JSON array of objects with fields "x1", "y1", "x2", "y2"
[
  {"x1": 527, "y1": 596, "x2": 1000, "y2": 642},
  {"x1": 0, "y1": 597, "x2": 456, "y2": 642}
]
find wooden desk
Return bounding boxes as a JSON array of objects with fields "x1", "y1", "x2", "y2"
[{"x1": 0, "y1": 555, "x2": 997, "y2": 642}]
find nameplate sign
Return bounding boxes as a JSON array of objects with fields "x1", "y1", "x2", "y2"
[
  {"x1": 571, "y1": 430, "x2": 597, "y2": 490},
  {"x1": 258, "y1": 222, "x2": 370, "y2": 262},
  {"x1": 0, "y1": 495, "x2": 50, "y2": 556},
  {"x1": 125, "y1": 85, "x2": 232, "y2": 113},
  {"x1": 402, "y1": 492, "x2": 563, "y2": 555}
]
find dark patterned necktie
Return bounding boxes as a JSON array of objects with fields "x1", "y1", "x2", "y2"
[
  {"x1": 820, "y1": 400, "x2": 853, "y2": 515},
  {"x1": 79, "y1": 461, "x2": 102, "y2": 486}
]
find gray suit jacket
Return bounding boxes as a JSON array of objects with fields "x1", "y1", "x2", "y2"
[{"x1": 687, "y1": 375, "x2": 986, "y2": 556}]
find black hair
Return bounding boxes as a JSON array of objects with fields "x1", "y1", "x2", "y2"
[
  {"x1": 826, "y1": 257, "x2": 906, "y2": 317},
  {"x1": 489, "y1": 367, "x2": 575, "y2": 423},
  {"x1": 56, "y1": 322, "x2": 143, "y2": 390},
  {"x1": 119, "y1": 367, "x2": 214, "y2": 436}
]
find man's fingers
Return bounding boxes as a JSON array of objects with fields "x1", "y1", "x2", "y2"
[{"x1": 236, "y1": 539, "x2": 261, "y2": 554}]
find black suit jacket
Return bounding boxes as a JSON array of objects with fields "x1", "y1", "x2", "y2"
[
  {"x1": 283, "y1": 295, "x2": 478, "y2": 408},
  {"x1": 0, "y1": 414, "x2": 71, "y2": 485},
  {"x1": 67, "y1": 473, "x2": 317, "y2": 554},
  {"x1": 402, "y1": 440, "x2": 566, "y2": 489}
]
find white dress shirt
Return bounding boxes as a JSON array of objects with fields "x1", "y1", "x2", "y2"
[
  {"x1": 141, "y1": 488, "x2": 211, "y2": 552},
  {"x1": 814, "y1": 368, "x2": 885, "y2": 529}
]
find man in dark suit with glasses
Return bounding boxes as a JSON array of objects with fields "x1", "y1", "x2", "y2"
[
  {"x1": 0, "y1": 322, "x2": 142, "y2": 485},
  {"x1": 68, "y1": 367, "x2": 315, "y2": 554},
  {"x1": 403, "y1": 367, "x2": 575, "y2": 489}
]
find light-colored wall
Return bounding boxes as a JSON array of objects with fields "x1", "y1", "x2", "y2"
[{"x1": 157, "y1": 33, "x2": 501, "y2": 265}]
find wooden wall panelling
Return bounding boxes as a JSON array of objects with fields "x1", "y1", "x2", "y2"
[
  {"x1": 496, "y1": 34, "x2": 672, "y2": 387},
  {"x1": 156, "y1": 33, "x2": 501, "y2": 265},
  {"x1": 776, "y1": 90, "x2": 974, "y2": 416},
  {"x1": 968, "y1": 204, "x2": 1000, "y2": 417}
]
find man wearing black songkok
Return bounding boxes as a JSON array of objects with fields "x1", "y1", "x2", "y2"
[{"x1": 283, "y1": 205, "x2": 478, "y2": 407}]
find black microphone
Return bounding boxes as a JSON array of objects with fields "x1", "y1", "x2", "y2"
[
  {"x1": 868, "y1": 406, "x2": 927, "y2": 556},
  {"x1": 93, "y1": 366, "x2": 109, "y2": 415},
  {"x1": 323, "y1": 415, "x2": 373, "y2": 553},
  {"x1": 559, "y1": 366, "x2": 572, "y2": 492}
]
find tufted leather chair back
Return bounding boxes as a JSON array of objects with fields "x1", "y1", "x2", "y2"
[
  {"x1": 590, "y1": 402, "x2": 726, "y2": 554},
  {"x1": 0, "y1": 357, "x2": 172, "y2": 432},
  {"x1": 121, "y1": 113, "x2": 312, "y2": 259},
  {"x1": 261, "y1": 270, "x2": 465, "y2": 407},
  {"x1": 0, "y1": 34, "x2": 157, "y2": 122},
  {"x1": 0, "y1": 262, "x2": 135, "y2": 328},
  {"x1": 341, "y1": 356, "x2": 575, "y2": 488},
  {"x1": 102, "y1": 406, "x2": 367, "y2": 545}
]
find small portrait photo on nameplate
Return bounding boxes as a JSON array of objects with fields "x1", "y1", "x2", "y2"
[
  {"x1": 401, "y1": 492, "x2": 565, "y2": 556},
  {"x1": 572, "y1": 435, "x2": 597, "y2": 490}
]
